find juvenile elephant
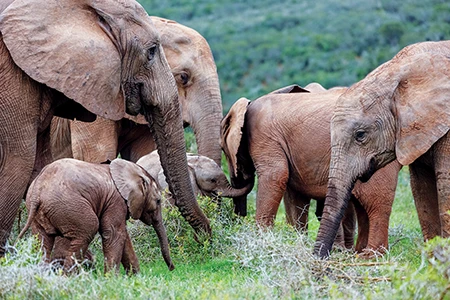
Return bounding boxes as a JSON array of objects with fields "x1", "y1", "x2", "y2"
[
  {"x1": 222, "y1": 85, "x2": 401, "y2": 254},
  {"x1": 50, "y1": 16, "x2": 223, "y2": 165},
  {"x1": 0, "y1": 0, "x2": 209, "y2": 256},
  {"x1": 136, "y1": 150, "x2": 253, "y2": 203},
  {"x1": 314, "y1": 40, "x2": 450, "y2": 258},
  {"x1": 18, "y1": 158, "x2": 174, "y2": 274}
]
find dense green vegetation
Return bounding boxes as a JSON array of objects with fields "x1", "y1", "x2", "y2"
[{"x1": 140, "y1": 0, "x2": 450, "y2": 111}]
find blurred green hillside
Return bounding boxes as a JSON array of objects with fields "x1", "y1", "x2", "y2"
[{"x1": 139, "y1": 0, "x2": 450, "y2": 112}]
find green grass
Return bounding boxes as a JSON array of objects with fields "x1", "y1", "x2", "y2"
[{"x1": 2, "y1": 163, "x2": 450, "y2": 299}]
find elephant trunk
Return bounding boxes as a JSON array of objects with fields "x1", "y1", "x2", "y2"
[
  {"x1": 152, "y1": 214, "x2": 175, "y2": 271},
  {"x1": 190, "y1": 78, "x2": 223, "y2": 166},
  {"x1": 142, "y1": 50, "x2": 211, "y2": 238},
  {"x1": 313, "y1": 148, "x2": 355, "y2": 258},
  {"x1": 217, "y1": 180, "x2": 253, "y2": 198}
]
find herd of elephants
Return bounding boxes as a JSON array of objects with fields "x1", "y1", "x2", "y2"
[{"x1": 0, "y1": 0, "x2": 449, "y2": 274}]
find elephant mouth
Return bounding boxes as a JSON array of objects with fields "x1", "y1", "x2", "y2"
[
  {"x1": 123, "y1": 82, "x2": 143, "y2": 116},
  {"x1": 359, "y1": 157, "x2": 377, "y2": 182}
]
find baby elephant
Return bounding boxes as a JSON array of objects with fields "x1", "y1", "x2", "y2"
[
  {"x1": 136, "y1": 150, "x2": 252, "y2": 203},
  {"x1": 19, "y1": 158, "x2": 174, "y2": 274}
]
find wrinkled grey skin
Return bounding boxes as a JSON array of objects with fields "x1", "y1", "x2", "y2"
[
  {"x1": 137, "y1": 150, "x2": 252, "y2": 203},
  {"x1": 50, "y1": 16, "x2": 223, "y2": 166},
  {"x1": 19, "y1": 158, "x2": 174, "y2": 274}
]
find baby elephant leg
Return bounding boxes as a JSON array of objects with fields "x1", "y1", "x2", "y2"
[
  {"x1": 121, "y1": 232, "x2": 140, "y2": 274},
  {"x1": 53, "y1": 237, "x2": 95, "y2": 269},
  {"x1": 100, "y1": 219, "x2": 127, "y2": 274},
  {"x1": 31, "y1": 222, "x2": 55, "y2": 263}
]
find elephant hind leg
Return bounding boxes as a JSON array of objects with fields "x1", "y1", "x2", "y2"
[
  {"x1": 283, "y1": 188, "x2": 310, "y2": 231},
  {"x1": 254, "y1": 156, "x2": 289, "y2": 227},
  {"x1": 31, "y1": 221, "x2": 56, "y2": 263}
]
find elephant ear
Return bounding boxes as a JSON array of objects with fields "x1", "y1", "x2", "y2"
[
  {"x1": 269, "y1": 84, "x2": 309, "y2": 94},
  {"x1": 0, "y1": 0, "x2": 124, "y2": 120},
  {"x1": 110, "y1": 159, "x2": 150, "y2": 220},
  {"x1": 221, "y1": 98, "x2": 250, "y2": 177},
  {"x1": 394, "y1": 51, "x2": 450, "y2": 165}
]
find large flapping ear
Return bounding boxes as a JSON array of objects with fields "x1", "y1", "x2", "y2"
[
  {"x1": 269, "y1": 84, "x2": 309, "y2": 94},
  {"x1": 110, "y1": 159, "x2": 150, "y2": 219},
  {"x1": 394, "y1": 50, "x2": 450, "y2": 165},
  {"x1": 0, "y1": 0, "x2": 124, "y2": 120},
  {"x1": 221, "y1": 98, "x2": 250, "y2": 177}
]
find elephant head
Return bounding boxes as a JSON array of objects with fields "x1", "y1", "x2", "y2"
[
  {"x1": 110, "y1": 158, "x2": 174, "y2": 271},
  {"x1": 136, "y1": 151, "x2": 252, "y2": 201},
  {"x1": 152, "y1": 17, "x2": 223, "y2": 165},
  {"x1": 0, "y1": 0, "x2": 210, "y2": 236},
  {"x1": 185, "y1": 153, "x2": 252, "y2": 198},
  {"x1": 314, "y1": 40, "x2": 450, "y2": 258}
]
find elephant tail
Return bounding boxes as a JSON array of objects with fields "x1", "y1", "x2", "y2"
[{"x1": 17, "y1": 181, "x2": 41, "y2": 239}]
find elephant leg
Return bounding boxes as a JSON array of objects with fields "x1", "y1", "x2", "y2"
[
  {"x1": 254, "y1": 155, "x2": 289, "y2": 227},
  {"x1": 62, "y1": 237, "x2": 93, "y2": 273},
  {"x1": 283, "y1": 188, "x2": 310, "y2": 231},
  {"x1": 434, "y1": 136, "x2": 450, "y2": 237},
  {"x1": 121, "y1": 232, "x2": 140, "y2": 274},
  {"x1": 53, "y1": 237, "x2": 94, "y2": 268},
  {"x1": 341, "y1": 201, "x2": 356, "y2": 249},
  {"x1": 30, "y1": 125, "x2": 53, "y2": 183},
  {"x1": 31, "y1": 222, "x2": 55, "y2": 263},
  {"x1": 100, "y1": 217, "x2": 126, "y2": 274},
  {"x1": 315, "y1": 200, "x2": 324, "y2": 221},
  {"x1": 119, "y1": 123, "x2": 156, "y2": 163},
  {"x1": 0, "y1": 147, "x2": 35, "y2": 256},
  {"x1": 353, "y1": 200, "x2": 369, "y2": 252},
  {"x1": 410, "y1": 161, "x2": 441, "y2": 240}
]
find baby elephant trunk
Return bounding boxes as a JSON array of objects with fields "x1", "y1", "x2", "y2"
[
  {"x1": 152, "y1": 216, "x2": 175, "y2": 271},
  {"x1": 218, "y1": 181, "x2": 253, "y2": 198}
]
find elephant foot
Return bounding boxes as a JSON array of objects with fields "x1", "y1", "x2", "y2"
[{"x1": 356, "y1": 247, "x2": 387, "y2": 259}]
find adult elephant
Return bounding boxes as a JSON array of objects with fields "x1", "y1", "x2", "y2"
[
  {"x1": 0, "y1": 0, "x2": 209, "y2": 256},
  {"x1": 314, "y1": 40, "x2": 450, "y2": 258},
  {"x1": 50, "y1": 16, "x2": 223, "y2": 165},
  {"x1": 221, "y1": 84, "x2": 401, "y2": 254}
]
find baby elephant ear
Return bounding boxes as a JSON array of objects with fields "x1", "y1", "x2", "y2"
[
  {"x1": 110, "y1": 159, "x2": 150, "y2": 219},
  {"x1": 221, "y1": 98, "x2": 250, "y2": 177}
]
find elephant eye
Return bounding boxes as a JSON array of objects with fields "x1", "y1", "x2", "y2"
[
  {"x1": 210, "y1": 178, "x2": 217, "y2": 184},
  {"x1": 156, "y1": 199, "x2": 161, "y2": 205},
  {"x1": 147, "y1": 45, "x2": 157, "y2": 61},
  {"x1": 176, "y1": 72, "x2": 190, "y2": 86},
  {"x1": 355, "y1": 130, "x2": 367, "y2": 143}
]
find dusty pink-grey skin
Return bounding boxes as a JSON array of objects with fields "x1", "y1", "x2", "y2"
[
  {"x1": 19, "y1": 158, "x2": 174, "y2": 274},
  {"x1": 222, "y1": 84, "x2": 401, "y2": 256},
  {"x1": 314, "y1": 40, "x2": 450, "y2": 258},
  {"x1": 137, "y1": 150, "x2": 252, "y2": 204},
  {"x1": 50, "y1": 16, "x2": 223, "y2": 166},
  {"x1": 0, "y1": 0, "x2": 210, "y2": 256}
]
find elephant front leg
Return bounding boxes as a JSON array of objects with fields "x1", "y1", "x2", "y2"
[
  {"x1": 434, "y1": 138, "x2": 450, "y2": 238},
  {"x1": 101, "y1": 222, "x2": 127, "y2": 274},
  {"x1": 121, "y1": 232, "x2": 140, "y2": 275},
  {"x1": 0, "y1": 146, "x2": 35, "y2": 256}
]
